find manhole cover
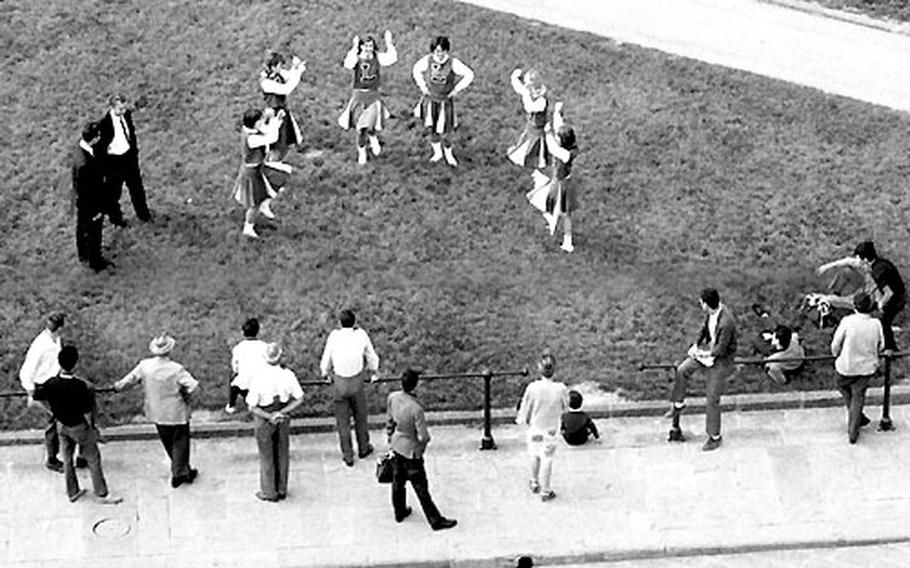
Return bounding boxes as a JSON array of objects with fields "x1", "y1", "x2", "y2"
[{"x1": 92, "y1": 517, "x2": 132, "y2": 539}]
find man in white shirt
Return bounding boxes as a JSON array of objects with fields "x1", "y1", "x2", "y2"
[
  {"x1": 516, "y1": 352, "x2": 569, "y2": 502},
  {"x1": 320, "y1": 309, "x2": 379, "y2": 466},
  {"x1": 225, "y1": 318, "x2": 269, "y2": 414},
  {"x1": 94, "y1": 93, "x2": 151, "y2": 225},
  {"x1": 19, "y1": 313, "x2": 83, "y2": 472}
]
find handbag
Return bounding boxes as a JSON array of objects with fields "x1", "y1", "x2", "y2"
[{"x1": 376, "y1": 451, "x2": 394, "y2": 484}]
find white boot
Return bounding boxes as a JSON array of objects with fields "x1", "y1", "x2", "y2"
[
  {"x1": 368, "y1": 135, "x2": 381, "y2": 156},
  {"x1": 546, "y1": 211, "x2": 559, "y2": 236},
  {"x1": 258, "y1": 199, "x2": 275, "y2": 219},
  {"x1": 560, "y1": 234, "x2": 574, "y2": 253},
  {"x1": 242, "y1": 222, "x2": 259, "y2": 239},
  {"x1": 443, "y1": 145, "x2": 458, "y2": 167},
  {"x1": 357, "y1": 146, "x2": 368, "y2": 165},
  {"x1": 429, "y1": 142, "x2": 443, "y2": 163}
]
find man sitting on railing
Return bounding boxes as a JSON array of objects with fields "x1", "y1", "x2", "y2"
[{"x1": 762, "y1": 325, "x2": 805, "y2": 385}]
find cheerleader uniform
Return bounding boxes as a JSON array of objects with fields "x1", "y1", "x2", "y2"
[
  {"x1": 507, "y1": 93, "x2": 550, "y2": 169},
  {"x1": 338, "y1": 48, "x2": 397, "y2": 132},
  {"x1": 414, "y1": 56, "x2": 458, "y2": 134},
  {"x1": 545, "y1": 148, "x2": 578, "y2": 215},
  {"x1": 232, "y1": 129, "x2": 289, "y2": 209},
  {"x1": 260, "y1": 67, "x2": 304, "y2": 161}
]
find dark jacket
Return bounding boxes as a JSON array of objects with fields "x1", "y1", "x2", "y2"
[
  {"x1": 94, "y1": 110, "x2": 139, "y2": 159},
  {"x1": 71, "y1": 142, "x2": 104, "y2": 214},
  {"x1": 696, "y1": 306, "x2": 738, "y2": 365}
]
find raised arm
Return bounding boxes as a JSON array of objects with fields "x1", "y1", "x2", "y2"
[
  {"x1": 510, "y1": 68, "x2": 526, "y2": 95},
  {"x1": 261, "y1": 57, "x2": 306, "y2": 96},
  {"x1": 377, "y1": 30, "x2": 397, "y2": 66},
  {"x1": 246, "y1": 112, "x2": 283, "y2": 148},
  {"x1": 343, "y1": 36, "x2": 359, "y2": 69}
]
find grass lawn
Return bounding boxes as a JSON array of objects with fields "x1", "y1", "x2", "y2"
[
  {"x1": 2, "y1": 0, "x2": 909, "y2": 429},
  {"x1": 811, "y1": 0, "x2": 910, "y2": 21}
]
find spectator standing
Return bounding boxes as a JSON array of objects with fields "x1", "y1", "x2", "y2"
[
  {"x1": 71, "y1": 121, "x2": 112, "y2": 272},
  {"x1": 113, "y1": 334, "x2": 200, "y2": 488},
  {"x1": 516, "y1": 352, "x2": 569, "y2": 501},
  {"x1": 561, "y1": 390, "x2": 599, "y2": 446},
  {"x1": 386, "y1": 369, "x2": 457, "y2": 531},
  {"x1": 33, "y1": 346, "x2": 122, "y2": 504},
  {"x1": 831, "y1": 292, "x2": 883, "y2": 443},
  {"x1": 320, "y1": 309, "x2": 379, "y2": 466},
  {"x1": 19, "y1": 313, "x2": 78, "y2": 472},
  {"x1": 665, "y1": 288, "x2": 738, "y2": 451},
  {"x1": 225, "y1": 317, "x2": 268, "y2": 414},
  {"x1": 94, "y1": 94, "x2": 151, "y2": 225},
  {"x1": 245, "y1": 343, "x2": 303, "y2": 502}
]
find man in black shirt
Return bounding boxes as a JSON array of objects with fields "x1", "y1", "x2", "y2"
[
  {"x1": 855, "y1": 241, "x2": 906, "y2": 351},
  {"x1": 33, "y1": 346, "x2": 121, "y2": 504}
]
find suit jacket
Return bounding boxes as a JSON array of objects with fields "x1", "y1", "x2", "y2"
[
  {"x1": 71, "y1": 142, "x2": 104, "y2": 215},
  {"x1": 94, "y1": 110, "x2": 139, "y2": 159},
  {"x1": 696, "y1": 306, "x2": 737, "y2": 365},
  {"x1": 387, "y1": 390, "x2": 430, "y2": 459}
]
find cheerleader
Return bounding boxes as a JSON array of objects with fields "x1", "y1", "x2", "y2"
[
  {"x1": 260, "y1": 52, "x2": 306, "y2": 161},
  {"x1": 507, "y1": 68, "x2": 550, "y2": 170},
  {"x1": 526, "y1": 102, "x2": 578, "y2": 252},
  {"x1": 338, "y1": 31, "x2": 397, "y2": 165},
  {"x1": 232, "y1": 108, "x2": 290, "y2": 239},
  {"x1": 411, "y1": 36, "x2": 475, "y2": 166}
]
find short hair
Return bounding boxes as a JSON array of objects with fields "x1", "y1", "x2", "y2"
[
  {"x1": 517, "y1": 557, "x2": 534, "y2": 568},
  {"x1": 539, "y1": 352, "x2": 556, "y2": 378},
  {"x1": 109, "y1": 93, "x2": 127, "y2": 107},
  {"x1": 401, "y1": 368, "x2": 421, "y2": 393},
  {"x1": 46, "y1": 312, "x2": 65, "y2": 332},
  {"x1": 242, "y1": 317, "x2": 260, "y2": 338},
  {"x1": 81, "y1": 121, "x2": 99, "y2": 142},
  {"x1": 854, "y1": 240, "x2": 878, "y2": 261},
  {"x1": 700, "y1": 288, "x2": 720, "y2": 309},
  {"x1": 557, "y1": 125, "x2": 577, "y2": 151},
  {"x1": 339, "y1": 309, "x2": 356, "y2": 328},
  {"x1": 242, "y1": 108, "x2": 262, "y2": 129},
  {"x1": 359, "y1": 35, "x2": 377, "y2": 51},
  {"x1": 523, "y1": 69, "x2": 543, "y2": 89},
  {"x1": 430, "y1": 36, "x2": 451, "y2": 52},
  {"x1": 773, "y1": 325, "x2": 792, "y2": 350},
  {"x1": 854, "y1": 291, "x2": 875, "y2": 314},
  {"x1": 568, "y1": 390, "x2": 583, "y2": 410},
  {"x1": 58, "y1": 345, "x2": 79, "y2": 372},
  {"x1": 264, "y1": 51, "x2": 285, "y2": 69}
]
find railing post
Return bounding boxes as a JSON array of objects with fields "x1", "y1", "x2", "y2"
[
  {"x1": 479, "y1": 369, "x2": 496, "y2": 450},
  {"x1": 879, "y1": 353, "x2": 894, "y2": 431}
]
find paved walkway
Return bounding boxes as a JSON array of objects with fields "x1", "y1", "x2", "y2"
[
  {"x1": 2, "y1": 403, "x2": 908, "y2": 567},
  {"x1": 457, "y1": 0, "x2": 910, "y2": 113}
]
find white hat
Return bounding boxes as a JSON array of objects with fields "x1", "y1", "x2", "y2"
[
  {"x1": 149, "y1": 334, "x2": 176, "y2": 356},
  {"x1": 265, "y1": 342, "x2": 282, "y2": 364}
]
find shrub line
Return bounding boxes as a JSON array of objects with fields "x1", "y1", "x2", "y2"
[{"x1": 758, "y1": 0, "x2": 910, "y2": 35}]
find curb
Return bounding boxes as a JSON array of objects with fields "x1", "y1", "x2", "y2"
[
  {"x1": 1, "y1": 385, "x2": 907, "y2": 447},
  {"x1": 758, "y1": 0, "x2": 910, "y2": 36}
]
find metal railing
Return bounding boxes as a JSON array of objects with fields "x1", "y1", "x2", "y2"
[
  {"x1": 639, "y1": 351, "x2": 907, "y2": 431},
  {"x1": 1, "y1": 368, "x2": 530, "y2": 450}
]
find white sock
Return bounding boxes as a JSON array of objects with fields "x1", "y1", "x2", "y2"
[
  {"x1": 357, "y1": 146, "x2": 367, "y2": 165},
  {"x1": 258, "y1": 199, "x2": 275, "y2": 219},
  {"x1": 443, "y1": 146, "x2": 458, "y2": 166},
  {"x1": 369, "y1": 136, "x2": 381, "y2": 156},
  {"x1": 430, "y1": 142, "x2": 443, "y2": 162}
]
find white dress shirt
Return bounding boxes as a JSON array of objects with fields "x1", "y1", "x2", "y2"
[
  {"x1": 231, "y1": 339, "x2": 269, "y2": 389},
  {"x1": 108, "y1": 110, "x2": 131, "y2": 155},
  {"x1": 19, "y1": 329, "x2": 62, "y2": 392},
  {"x1": 320, "y1": 328, "x2": 379, "y2": 378},
  {"x1": 246, "y1": 364, "x2": 303, "y2": 408}
]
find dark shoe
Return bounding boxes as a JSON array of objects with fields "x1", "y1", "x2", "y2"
[
  {"x1": 343, "y1": 457, "x2": 354, "y2": 467},
  {"x1": 90, "y1": 259, "x2": 114, "y2": 272},
  {"x1": 702, "y1": 436, "x2": 722, "y2": 452},
  {"x1": 138, "y1": 214, "x2": 153, "y2": 223},
  {"x1": 111, "y1": 219, "x2": 129, "y2": 228},
  {"x1": 171, "y1": 476, "x2": 185, "y2": 488},
  {"x1": 358, "y1": 445, "x2": 374, "y2": 459},
  {"x1": 186, "y1": 468, "x2": 199, "y2": 483},
  {"x1": 662, "y1": 403, "x2": 685, "y2": 419},
  {"x1": 255, "y1": 491, "x2": 279, "y2": 502},
  {"x1": 432, "y1": 517, "x2": 457, "y2": 531},
  {"x1": 540, "y1": 490, "x2": 557, "y2": 502},
  {"x1": 45, "y1": 459, "x2": 64, "y2": 473},
  {"x1": 667, "y1": 428, "x2": 687, "y2": 443},
  {"x1": 395, "y1": 507, "x2": 412, "y2": 523},
  {"x1": 68, "y1": 489, "x2": 87, "y2": 503},
  {"x1": 75, "y1": 457, "x2": 89, "y2": 469},
  {"x1": 277, "y1": 493, "x2": 287, "y2": 501},
  {"x1": 859, "y1": 414, "x2": 871, "y2": 428}
]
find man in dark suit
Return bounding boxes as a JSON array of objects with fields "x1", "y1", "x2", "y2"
[
  {"x1": 94, "y1": 94, "x2": 151, "y2": 225},
  {"x1": 71, "y1": 121, "x2": 112, "y2": 272},
  {"x1": 386, "y1": 369, "x2": 457, "y2": 531},
  {"x1": 665, "y1": 288, "x2": 738, "y2": 451}
]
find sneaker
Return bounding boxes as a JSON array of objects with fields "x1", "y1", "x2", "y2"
[
  {"x1": 702, "y1": 436, "x2": 722, "y2": 452},
  {"x1": 443, "y1": 147, "x2": 458, "y2": 167},
  {"x1": 45, "y1": 459, "x2": 64, "y2": 473},
  {"x1": 528, "y1": 479, "x2": 540, "y2": 494},
  {"x1": 75, "y1": 457, "x2": 89, "y2": 469},
  {"x1": 96, "y1": 494, "x2": 123, "y2": 505},
  {"x1": 242, "y1": 224, "x2": 259, "y2": 239},
  {"x1": 540, "y1": 490, "x2": 557, "y2": 502},
  {"x1": 224, "y1": 404, "x2": 237, "y2": 414},
  {"x1": 429, "y1": 144, "x2": 443, "y2": 163},
  {"x1": 368, "y1": 136, "x2": 382, "y2": 156},
  {"x1": 432, "y1": 517, "x2": 458, "y2": 531},
  {"x1": 560, "y1": 237, "x2": 574, "y2": 253}
]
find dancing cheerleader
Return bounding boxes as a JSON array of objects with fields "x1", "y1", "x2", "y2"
[
  {"x1": 260, "y1": 52, "x2": 306, "y2": 161},
  {"x1": 526, "y1": 102, "x2": 578, "y2": 253},
  {"x1": 338, "y1": 31, "x2": 398, "y2": 165},
  {"x1": 232, "y1": 108, "x2": 290, "y2": 239},
  {"x1": 507, "y1": 68, "x2": 550, "y2": 170},
  {"x1": 411, "y1": 36, "x2": 475, "y2": 166}
]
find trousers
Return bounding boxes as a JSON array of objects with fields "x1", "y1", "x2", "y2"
[
  {"x1": 254, "y1": 412, "x2": 290, "y2": 499},
  {"x1": 391, "y1": 452, "x2": 442, "y2": 527},
  {"x1": 60, "y1": 422, "x2": 108, "y2": 499},
  {"x1": 332, "y1": 372, "x2": 371, "y2": 459},
  {"x1": 836, "y1": 373, "x2": 873, "y2": 443},
  {"x1": 672, "y1": 356, "x2": 733, "y2": 437},
  {"x1": 155, "y1": 423, "x2": 192, "y2": 479}
]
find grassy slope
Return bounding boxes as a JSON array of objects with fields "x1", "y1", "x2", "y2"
[
  {"x1": 2, "y1": 0, "x2": 909, "y2": 428},
  {"x1": 811, "y1": 0, "x2": 910, "y2": 21}
]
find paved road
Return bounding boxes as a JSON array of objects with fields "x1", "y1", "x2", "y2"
[
  {"x1": 457, "y1": 0, "x2": 910, "y2": 113},
  {"x1": 1, "y1": 404, "x2": 908, "y2": 567}
]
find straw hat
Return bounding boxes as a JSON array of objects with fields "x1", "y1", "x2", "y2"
[
  {"x1": 149, "y1": 334, "x2": 176, "y2": 356},
  {"x1": 265, "y1": 342, "x2": 282, "y2": 364}
]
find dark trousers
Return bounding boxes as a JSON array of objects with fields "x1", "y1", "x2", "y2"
[
  {"x1": 837, "y1": 374, "x2": 873, "y2": 443},
  {"x1": 228, "y1": 385, "x2": 248, "y2": 408},
  {"x1": 254, "y1": 413, "x2": 290, "y2": 499},
  {"x1": 672, "y1": 357, "x2": 732, "y2": 438},
  {"x1": 75, "y1": 206, "x2": 103, "y2": 265},
  {"x1": 391, "y1": 452, "x2": 442, "y2": 527},
  {"x1": 332, "y1": 374, "x2": 371, "y2": 460},
  {"x1": 60, "y1": 422, "x2": 108, "y2": 499},
  {"x1": 880, "y1": 299, "x2": 904, "y2": 351},
  {"x1": 105, "y1": 154, "x2": 150, "y2": 222},
  {"x1": 155, "y1": 423, "x2": 192, "y2": 480},
  {"x1": 44, "y1": 412, "x2": 59, "y2": 461}
]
